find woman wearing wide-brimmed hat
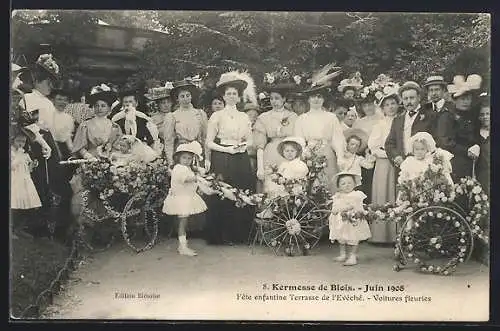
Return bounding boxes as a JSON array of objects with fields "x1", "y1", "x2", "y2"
[
  {"x1": 436, "y1": 74, "x2": 482, "y2": 180},
  {"x1": 144, "y1": 82, "x2": 174, "y2": 142},
  {"x1": 367, "y1": 83, "x2": 401, "y2": 243},
  {"x1": 72, "y1": 83, "x2": 123, "y2": 159},
  {"x1": 161, "y1": 78, "x2": 208, "y2": 165},
  {"x1": 254, "y1": 67, "x2": 299, "y2": 194},
  {"x1": 204, "y1": 70, "x2": 257, "y2": 245},
  {"x1": 293, "y1": 63, "x2": 345, "y2": 193}
]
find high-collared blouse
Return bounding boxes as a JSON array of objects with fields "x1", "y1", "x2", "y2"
[
  {"x1": 207, "y1": 105, "x2": 253, "y2": 147},
  {"x1": 72, "y1": 117, "x2": 122, "y2": 156},
  {"x1": 52, "y1": 111, "x2": 75, "y2": 143},
  {"x1": 253, "y1": 109, "x2": 297, "y2": 150},
  {"x1": 294, "y1": 108, "x2": 345, "y2": 156},
  {"x1": 20, "y1": 88, "x2": 57, "y2": 132},
  {"x1": 368, "y1": 116, "x2": 395, "y2": 158},
  {"x1": 163, "y1": 107, "x2": 208, "y2": 163}
]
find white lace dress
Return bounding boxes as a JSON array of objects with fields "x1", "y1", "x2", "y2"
[
  {"x1": 328, "y1": 190, "x2": 371, "y2": 245},
  {"x1": 162, "y1": 164, "x2": 207, "y2": 217},
  {"x1": 11, "y1": 148, "x2": 42, "y2": 209}
]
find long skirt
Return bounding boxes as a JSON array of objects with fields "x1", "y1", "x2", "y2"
[
  {"x1": 369, "y1": 158, "x2": 398, "y2": 243},
  {"x1": 316, "y1": 144, "x2": 339, "y2": 194},
  {"x1": 360, "y1": 167, "x2": 374, "y2": 204},
  {"x1": 205, "y1": 148, "x2": 256, "y2": 245}
]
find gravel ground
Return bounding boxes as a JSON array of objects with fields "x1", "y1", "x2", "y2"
[{"x1": 41, "y1": 238, "x2": 489, "y2": 322}]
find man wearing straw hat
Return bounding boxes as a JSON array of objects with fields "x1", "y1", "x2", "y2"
[{"x1": 422, "y1": 75, "x2": 454, "y2": 116}]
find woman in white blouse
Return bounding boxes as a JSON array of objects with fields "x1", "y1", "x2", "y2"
[
  {"x1": 204, "y1": 72, "x2": 256, "y2": 245},
  {"x1": 294, "y1": 86, "x2": 345, "y2": 193},
  {"x1": 50, "y1": 88, "x2": 75, "y2": 160},
  {"x1": 367, "y1": 90, "x2": 401, "y2": 243}
]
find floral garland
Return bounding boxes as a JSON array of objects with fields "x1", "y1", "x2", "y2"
[{"x1": 338, "y1": 152, "x2": 489, "y2": 275}]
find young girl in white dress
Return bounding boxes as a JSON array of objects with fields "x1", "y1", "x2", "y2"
[
  {"x1": 11, "y1": 132, "x2": 42, "y2": 210},
  {"x1": 329, "y1": 170, "x2": 371, "y2": 266},
  {"x1": 265, "y1": 136, "x2": 309, "y2": 197},
  {"x1": 398, "y1": 132, "x2": 454, "y2": 188},
  {"x1": 162, "y1": 141, "x2": 207, "y2": 256}
]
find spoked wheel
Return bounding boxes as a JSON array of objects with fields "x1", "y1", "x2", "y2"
[
  {"x1": 77, "y1": 190, "x2": 118, "y2": 253},
  {"x1": 257, "y1": 194, "x2": 329, "y2": 256},
  {"x1": 121, "y1": 189, "x2": 163, "y2": 253},
  {"x1": 395, "y1": 205, "x2": 474, "y2": 275}
]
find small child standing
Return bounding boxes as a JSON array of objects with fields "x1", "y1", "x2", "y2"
[
  {"x1": 338, "y1": 129, "x2": 375, "y2": 199},
  {"x1": 265, "y1": 136, "x2": 309, "y2": 198},
  {"x1": 11, "y1": 130, "x2": 42, "y2": 236},
  {"x1": 329, "y1": 170, "x2": 371, "y2": 266},
  {"x1": 398, "y1": 132, "x2": 454, "y2": 186},
  {"x1": 162, "y1": 141, "x2": 207, "y2": 256}
]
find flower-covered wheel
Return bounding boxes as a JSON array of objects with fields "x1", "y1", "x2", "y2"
[
  {"x1": 257, "y1": 194, "x2": 329, "y2": 256},
  {"x1": 395, "y1": 205, "x2": 474, "y2": 275},
  {"x1": 120, "y1": 188, "x2": 163, "y2": 253}
]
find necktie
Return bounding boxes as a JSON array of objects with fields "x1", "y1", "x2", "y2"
[
  {"x1": 408, "y1": 110, "x2": 417, "y2": 117},
  {"x1": 432, "y1": 103, "x2": 436, "y2": 111}
]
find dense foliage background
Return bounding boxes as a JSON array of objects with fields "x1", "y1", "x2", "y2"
[{"x1": 12, "y1": 10, "x2": 490, "y2": 91}]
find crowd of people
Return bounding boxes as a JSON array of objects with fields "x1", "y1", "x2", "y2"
[{"x1": 10, "y1": 54, "x2": 490, "y2": 265}]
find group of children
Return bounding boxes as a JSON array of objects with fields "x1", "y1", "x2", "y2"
[{"x1": 12, "y1": 110, "x2": 453, "y2": 263}]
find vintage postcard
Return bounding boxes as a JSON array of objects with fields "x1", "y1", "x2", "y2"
[{"x1": 10, "y1": 10, "x2": 490, "y2": 321}]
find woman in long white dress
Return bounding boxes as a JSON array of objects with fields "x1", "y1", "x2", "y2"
[
  {"x1": 367, "y1": 89, "x2": 401, "y2": 243},
  {"x1": 294, "y1": 84, "x2": 345, "y2": 193}
]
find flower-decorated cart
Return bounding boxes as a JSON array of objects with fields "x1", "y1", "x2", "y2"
[
  {"x1": 341, "y1": 152, "x2": 489, "y2": 275},
  {"x1": 65, "y1": 156, "x2": 170, "y2": 253},
  {"x1": 250, "y1": 142, "x2": 333, "y2": 256}
]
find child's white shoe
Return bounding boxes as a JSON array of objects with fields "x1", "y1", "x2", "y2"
[
  {"x1": 343, "y1": 255, "x2": 357, "y2": 266},
  {"x1": 178, "y1": 245, "x2": 197, "y2": 256},
  {"x1": 334, "y1": 254, "x2": 347, "y2": 262}
]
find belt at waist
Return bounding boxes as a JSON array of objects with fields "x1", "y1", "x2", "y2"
[{"x1": 219, "y1": 139, "x2": 243, "y2": 145}]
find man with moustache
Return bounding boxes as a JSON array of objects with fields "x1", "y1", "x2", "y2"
[
  {"x1": 422, "y1": 75, "x2": 454, "y2": 116},
  {"x1": 385, "y1": 81, "x2": 437, "y2": 169}
]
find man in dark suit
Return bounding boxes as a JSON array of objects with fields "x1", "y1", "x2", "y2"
[
  {"x1": 385, "y1": 81, "x2": 437, "y2": 168},
  {"x1": 422, "y1": 75, "x2": 455, "y2": 116}
]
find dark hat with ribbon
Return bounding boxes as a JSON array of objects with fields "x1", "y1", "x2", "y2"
[
  {"x1": 170, "y1": 78, "x2": 200, "y2": 101},
  {"x1": 262, "y1": 67, "x2": 303, "y2": 96},
  {"x1": 87, "y1": 83, "x2": 117, "y2": 106}
]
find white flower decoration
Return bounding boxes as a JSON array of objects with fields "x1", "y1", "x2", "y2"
[
  {"x1": 293, "y1": 75, "x2": 302, "y2": 85},
  {"x1": 265, "y1": 73, "x2": 275, "y2": 84},
  {"x1": 164, "y1": 81, "x2": 174, "y2": 89},
  {"x1": 90, "y1": 83, "x2": 112, "y2": 95},
  {"x1": 375, "y1": 91, "x2": 384, "y2": 101},
  {"x1": 259, "y1": 92, "x2": 267, "y2": 100}
]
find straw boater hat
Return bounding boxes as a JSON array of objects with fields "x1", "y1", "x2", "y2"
[
  {"x1": 87, "y1": 83, "x2": 117, "y2": 106},
  {"x1": 277, "y1": 136, "x2": 306, "y2": 158},
  {"x1": 173, "y1": 141, "x2": 203, "y2": 161},
  {"x1": 423, "y1": 75, "x2": 447, "y2": 88},
  {"x1": 344, "y1": 128, "x2": 368, "y2": 152},
  {"x1": 32, "y1": 53, "x2": 61, "y2": 81},
  {"x1": 398, "y1": 81, "x2": 422, "y2": 96},
  {"x1": 302, "y1": 63, "x2": 342, "y2": 96},
  {"x1": 334, "y1": 170, "x2": 362, "y2": 189},
  {"x1": 447, "y1": 74, "x2": 482, "y2": 99},
  {"x1": 170, "y1": 79, "x2": 200, "y2": 101},
  {"x1": 144, "y1": 82, "x2": 174, "y2": 101}
]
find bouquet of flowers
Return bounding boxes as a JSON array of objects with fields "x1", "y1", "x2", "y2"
[{"x1": 80, "y1": 157, "x2": 170, "y2": 205}]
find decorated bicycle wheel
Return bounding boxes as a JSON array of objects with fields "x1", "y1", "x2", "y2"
[
  {"x1": 257, "y1": 193, "x2": 330, "y2": 256},
  {"x1": 120, "y1": 189, "x2": 162, "y2": 253},
  {"x1": 77, "y1": 190, "x2": 118, "y2": 252},
  {"x1": 394, "y1": 205, "x2": 474, "y2": 275}
]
